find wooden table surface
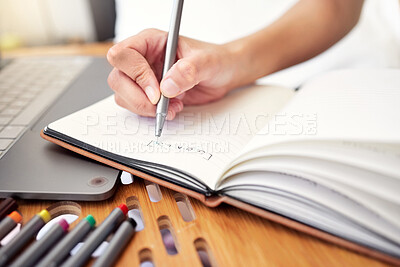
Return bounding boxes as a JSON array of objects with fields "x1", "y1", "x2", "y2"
[{"x1": 2, "y1": 43, "x2": 391, "y2": 266}]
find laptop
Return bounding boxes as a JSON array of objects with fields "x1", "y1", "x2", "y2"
[{"x1": 0, "y1": 52, "x2": 121, "y2": 201}]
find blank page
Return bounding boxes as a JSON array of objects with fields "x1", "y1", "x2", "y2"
[{"x1": 240, "y1": 69, "x2": 400, "y2": 153}]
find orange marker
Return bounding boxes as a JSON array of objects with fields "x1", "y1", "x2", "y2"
[
  {"x1": 0, "y1": 211, "x2": 22, "y2": 241},
  {"x1": 0, "y1": 209, "x2": 50, "y2": 267}
]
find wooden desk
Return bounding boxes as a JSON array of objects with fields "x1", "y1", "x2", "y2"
[{"x1": 3, "y1": 43, "x2": 389, "y2": 266}]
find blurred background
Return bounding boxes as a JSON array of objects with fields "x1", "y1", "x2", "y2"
[
  {"x1": 0, "y1": 0, "x2": 398, "y2": 88},
  {"x1": 0, "y1": 0, "x2": 115, "y2": 50}
]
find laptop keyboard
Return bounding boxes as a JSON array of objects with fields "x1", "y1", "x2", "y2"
[{"x1": 0, "y1": 57, "x2": 91, "y2": 157}]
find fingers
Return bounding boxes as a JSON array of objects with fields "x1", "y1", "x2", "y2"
[
  {"x1": 108, "y1": 47, "x2": 160, "y2": 104},
  {"x1": 167, "y1": 98, "x2": 184, "y2": 120},
  {"x1": 107, "y1": 30, "x2": 166, "y2": 105},
  {"x1": 109, "y1": 68, "x2": 157, "y2": 116},
  {"x1": 109, "y1": 68, "x2": 183, "y2": 120},
  {"x1": 160, "y1": 57, "x2": 203, "y2": 98}
]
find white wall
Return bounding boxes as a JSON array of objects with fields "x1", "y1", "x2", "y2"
[
  {"x1": 114, "y1": 0, "x2": 400, "y2": 89},
  {"x1": 115, "y1": 0, "x2": 297, "y2": 44},
  {"x1": 0, "y1": 0, "x2": 96, "y2": 47}
]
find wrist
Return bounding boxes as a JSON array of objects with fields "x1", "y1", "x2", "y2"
[
  {"x1": 200, "y1": 43, "x2": 246, "y2": 93},
  {"x1": 222, "y1": 39, "x2": 260, "y2": 90},
  {"x1": 222, "y1": 28, "x2": 283, "y2": 90}
]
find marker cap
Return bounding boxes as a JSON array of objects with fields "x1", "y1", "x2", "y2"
[
  {"x1": 8, "y1": 211, "x2": 22, "y2": 223},
  {"x1": 38, "y1": 209, "x2": 51, "y2": 223},
  {"x1": 127, "y1": 218, "x2": 137, "y2": 228},
  {"x1": 58, "y1": 218, "x2": 69, "y2": 232},
  {"x1": 118, "y1": 204, "x2": 128, "y2": 216},
  {"x1": 85, "y1": 215, "x2": 96, "y2": 227}
]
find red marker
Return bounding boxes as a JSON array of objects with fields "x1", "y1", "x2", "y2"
[{"x1": 92, "y1": 218, "x2": 137, "y2": 267}]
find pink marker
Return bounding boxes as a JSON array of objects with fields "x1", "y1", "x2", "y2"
[{"x1": 10, "y1": 219, "x2": 69, "y2": 267}]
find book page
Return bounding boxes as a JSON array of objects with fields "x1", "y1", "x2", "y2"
[
  {"x1": 220, "y1": 140, "x2": 400, "y2": 201},
  {"x1": 236, "y1": 69, "x2": 400, "y2": 158},
  {"x1": 220, "y1": 155, "x2": 400, "y2": 225},
  {"x1": 214, "y1": 70, "x2": 400, "y2": 253},
  {"x1": 225, "y1": 140, "x2": 400, "y2": 180},
  {"x1": 221, "y1": 172, "x2": 400, "y2": 257},
  {"x1": 47, "y1": 85, "x2": 294, "y2": 189}
]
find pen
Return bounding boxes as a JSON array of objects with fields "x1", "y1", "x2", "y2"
[
  {"x1": 36, "y1": 215, "x2": 96, "y2": 267},
  {"x1": 92, "y1": 218, "x2": 137, "y2": 267},
  {"x1": 10, "y1": 219, "x2": 69, "y2": 267},
  {"x1": 61, "y1": 204, "x2": 128, "y2": 267},
  {"x1": 155, "y1": 0, "x2": 184, "y2": 139},
  {"x1": 0, "y1": 209, "x2": 51, "y2": 267},
  {"x1": 0, "y1": 211, "x2": 22, "y2": 241}
]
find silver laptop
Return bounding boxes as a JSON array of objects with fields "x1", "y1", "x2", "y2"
[{"x1": 0, "y1": 53, "x2": 120, "y2": 200}]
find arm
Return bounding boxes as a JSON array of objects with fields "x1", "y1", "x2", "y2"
[
  {"x1": 224, "y1": 0, "x2": 365, "y2": 88},
  {"x1": 107, "y1": 0, "x2": 364, "y2": 119}
]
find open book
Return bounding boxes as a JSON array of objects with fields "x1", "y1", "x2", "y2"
[{"x1": 42, "y1": 69, "x2": 400, "y2": 263}]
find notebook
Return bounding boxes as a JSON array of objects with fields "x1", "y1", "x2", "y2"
[{"x1": 42, "y1": 69, "x2": 400, "y2": 264}]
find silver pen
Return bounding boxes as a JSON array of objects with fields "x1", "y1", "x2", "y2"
[{"x1": 155, "y1": 0, "x2": 184, "y2": 139}]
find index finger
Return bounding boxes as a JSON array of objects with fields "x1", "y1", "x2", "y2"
[{"x1": 107, "y1": 29, "x2": 168, "y2": 104}]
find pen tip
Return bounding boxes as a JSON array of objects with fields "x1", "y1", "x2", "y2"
[
  {"x1": 155, "y1": 113, "x2": 165, "y2": 137},
  {"x1": 155, "y1": 128, "x2": 162, "y2": 138}
]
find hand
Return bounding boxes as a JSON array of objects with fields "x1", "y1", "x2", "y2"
[{"x1": 107, "y1": 29, "x2": 238, "y2": 120}]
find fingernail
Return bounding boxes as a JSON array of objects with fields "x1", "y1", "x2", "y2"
[
  {"x1": 170, "y1": 102, "x2": 182, "y2": 113},
  {"x1": 161, "y1": 78, "x2": 180, "y2": 97},
  {"x1": 145, "y1": 86, "x2": 157, "y2": 104},
  {"x1": 175, "y1": 101, "x2": 184, "y2": 112},
  {"x1": 166, "y1": 110, "x2": 174, "y2": 120}
]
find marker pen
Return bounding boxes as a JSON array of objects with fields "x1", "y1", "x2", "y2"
[
  {"x1": 0, "y1": 198, "x2": 18, "y2": 221},
  {"x1": 10, "y1": 218, "x2": 69, "y2": 267},
  {"x1": 0, "y1": 212, "x2": 22, "y2": 241},
  {"x1": 92, "y1": 218, "x2": 137, "y2": 267},
  {"x1": 36, "y1": 215, "x2": 96, "y2": 267},
  {"x1": 0, "y1": 209, "x2": 51, "y2": 267},
  {"x1": 61, "y1": 204, "x2": 128, "y2": 267}
]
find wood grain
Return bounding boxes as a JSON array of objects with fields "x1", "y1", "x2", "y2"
[
  {"x1": 5, "y1": 43, "x2": 394, "y2": 266},
  {"x1": 15, "y1": 178, "x2": 390, "y2": 267}
]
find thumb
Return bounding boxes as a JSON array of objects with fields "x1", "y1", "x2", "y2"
[{"x1": 160, "y1": 56, "x2": 205, "y2": 98}]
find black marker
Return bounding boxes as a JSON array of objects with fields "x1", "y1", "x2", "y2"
[{"x1": 92, "y1": 218, "x2": 137, "y2": 267}]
